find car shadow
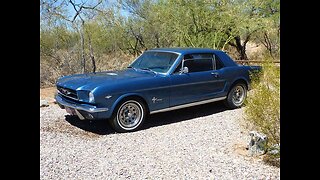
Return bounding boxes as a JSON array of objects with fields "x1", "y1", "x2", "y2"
[
  {"x1": 65, "y1": 115, "x2": 116, "y2": 135},
  {"x1": 142, "y1": 101, "x2": 228, "y2": 130},
  {"x1": 64, "y1": 101, "x2": 229, "y2": 135}
]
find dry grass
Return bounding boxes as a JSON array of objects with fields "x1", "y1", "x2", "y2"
[
  {"x1": 40, "y1": 52, "x2": 136, "y2": 88},
  {"x1": 40, "y1": 87, "x2": 57, "y2": 105},
  {"x1": 95, "y1": 53, "x2": 135, "y2": 72},
  {"x1": 40, "y1": 87, "x2": 56, "y2": 99},
  {"x1": 263, "y1": 154, "x2": 280, "y2": 168}
]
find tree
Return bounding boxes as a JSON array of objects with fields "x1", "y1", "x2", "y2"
[
  {"x1": 255, "y1": 0, "x2": 280, "y2": 59},
  {"x1": 41, "y1": 0, "x2": 280, "y2": 87},
  {"x1": 41, "y1": 0, "x2": 103, "y2": 73}
]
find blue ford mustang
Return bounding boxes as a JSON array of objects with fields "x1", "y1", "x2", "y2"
[{"x1": 55, "y1": 48, "x2": 260, "y2": 132}]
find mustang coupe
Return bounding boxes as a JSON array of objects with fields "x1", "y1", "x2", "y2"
[{"x1": 55, "y1": 48, "x2": 260, "y2": 132}]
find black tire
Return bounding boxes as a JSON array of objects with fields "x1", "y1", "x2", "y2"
[
  {"x1": 109, "y1": 97, "x2": 147, "y2": 133},
  {"x1": 224, "y1": 83, "x2": 247, "y2": 109}
]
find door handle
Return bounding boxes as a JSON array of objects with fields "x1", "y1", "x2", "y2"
[{"x1": 211, "y1": 72, "x2": 219, "y2": 78}]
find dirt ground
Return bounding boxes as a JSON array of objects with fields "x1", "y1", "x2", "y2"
[
  {"x1": 40, "y1": 100, "x2": 279, "y2": 179},
  {"x1": 40, "y1": 87, "x2": 56, "y2": 104}
]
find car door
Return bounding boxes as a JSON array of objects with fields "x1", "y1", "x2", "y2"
[{"x1": 169, "y1": 53, "x2": 226, "y2": 107}]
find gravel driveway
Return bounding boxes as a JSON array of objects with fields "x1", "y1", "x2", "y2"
[{"x1": 40, "y1": 101, "x2": 280, "y2": 179}]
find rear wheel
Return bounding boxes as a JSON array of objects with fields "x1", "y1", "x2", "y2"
[
  {"x1": 109, "y1": 98, "x2": 146, "y2": 132},
  {"x1": 224, "y1": 83, "x2": 247, "y2": 109}
]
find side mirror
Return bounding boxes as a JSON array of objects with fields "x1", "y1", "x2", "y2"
[{"x1": 180, "y1": 66, "x2": 189, "y2": 74}]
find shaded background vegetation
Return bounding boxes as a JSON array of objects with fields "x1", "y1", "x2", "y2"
[{"x1": 40, "y1": 0, "x2": 279, "y2": 87}]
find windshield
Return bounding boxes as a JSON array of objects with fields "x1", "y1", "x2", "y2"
[{"x1": 129, "y1": 51, "x2": 179, "y2": 73}]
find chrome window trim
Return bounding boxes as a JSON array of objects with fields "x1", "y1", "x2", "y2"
[
  {"x1": 213, "y1": 54, "x2": 216, "y2": 70},
  {"x1": 150, "y1": 96, "x2": 226, "y2": 114},
  {"x1": 173, "y1": 54, "x2": 217, "y2": 75},
  {"x1": 168, "y1": 54, "x2": 184, "y2": 75},
  {"x1": 128, "y1": 50, "x2": 182, "y2": 76},
  {"x1": 146, "y1": 50, "x2": 182, "y2": 55}
]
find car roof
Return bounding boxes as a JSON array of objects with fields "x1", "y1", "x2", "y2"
[{"x1": 148, "y1": 48, "x2": 223, "y2": 55}]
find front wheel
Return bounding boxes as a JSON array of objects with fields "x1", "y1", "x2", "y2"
[
  {"x1": 109, "y1": 98, "x2": 146, "y2": 132},
  {"x1": 224, "y1": 83, "x2": 247, "y2": 109}
]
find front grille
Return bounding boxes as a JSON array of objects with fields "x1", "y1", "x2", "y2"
[{"x1": 57, "y1": 86, "x2": 78, "y2": 100}]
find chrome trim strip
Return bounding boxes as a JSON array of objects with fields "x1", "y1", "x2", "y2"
[
  {"x1": 150, "y1": 96, "x2": 226, "y2": 114},
  {"x1": 134, "y1": 79, "x2": 226, "y2": 92},
  {"x1": 55, "y1": 94, "x2": 108, "y2": 113}
]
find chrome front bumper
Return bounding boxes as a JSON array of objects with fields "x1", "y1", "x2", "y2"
[{"x1": 55, "y1": 94, "x2": 108, "y2": 120}]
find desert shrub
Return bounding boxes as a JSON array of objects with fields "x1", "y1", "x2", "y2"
[
  {"x1": 245, "y1": 57, "x2": 280, "y2": 146},
  {"x1": 95, "y1": 53, "x2": 135, "y2": 72},
  {"x1": 244, "y1": 57, "x2": 280, "y2": 167},
  {"x1": 40, "y1": 51, "x2": 136, "y2": 88},
  {"x1": 263, "y1": 153, "x2": 280, "y2": 168}
]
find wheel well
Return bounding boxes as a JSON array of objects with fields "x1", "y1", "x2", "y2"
[
  {"x1": 230, "y1": 79, "x2": 248, "y2": 90},
  {"x1": 118, "y1": 95, "x2": 150, "y2": 114}
]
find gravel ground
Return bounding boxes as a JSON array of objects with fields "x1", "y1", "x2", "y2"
[{"x1": 40, "y1": 101, "x2": 280, "y2": 179}]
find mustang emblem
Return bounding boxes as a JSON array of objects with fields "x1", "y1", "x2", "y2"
[
  {"x1": 60, "y1": 88, "x2": 71, "y2": 95},
  {"x1": 152, "y1": 97, "x2": 162, "y2": 103}
]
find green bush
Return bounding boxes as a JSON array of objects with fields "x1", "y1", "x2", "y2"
[
  {"x1": 245, "y1": 59, "x2": 280, "y2": 146},
  {"x1": 245, "y1": 58, "x2": 280, "y2": 167}
]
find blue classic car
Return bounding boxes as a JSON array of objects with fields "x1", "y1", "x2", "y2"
[{"x1": 55, "y1": 48, "x2": 260, "y2": 132}]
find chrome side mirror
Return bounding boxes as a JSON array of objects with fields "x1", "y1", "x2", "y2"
[{"x1": 180, "y1": 66, "x2": 189, "y2": 74}]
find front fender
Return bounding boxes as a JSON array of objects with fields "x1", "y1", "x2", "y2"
[{"x1": 109, "y1": 92, "x2": 148, "y2": 116}]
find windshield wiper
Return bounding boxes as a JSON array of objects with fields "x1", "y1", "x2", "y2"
[
  {"x1": 140, "y1": 68, "x2": 157, "y2": 74},
  {"x1": 127, "y1": 66, "x2": 137, "y2": 71}
]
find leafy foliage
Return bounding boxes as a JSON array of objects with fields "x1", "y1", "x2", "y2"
[
  {"x1": 245, "y1": 57, "x2": 280, "y2": 145},
  {"x1": 40, "y1": 0, "x2": 280, "y2": 86}
]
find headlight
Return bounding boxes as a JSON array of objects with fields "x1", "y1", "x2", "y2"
[{"x1": 89, "y1": 92, "x2": 95, "y2": 103}]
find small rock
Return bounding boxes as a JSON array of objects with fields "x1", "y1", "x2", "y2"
[
  {"x1": 40, "y1": 100, "x2": 49, "y2": 107},
  {"x1": 248, "y1": 131, "x2": 268, "y2": 156}
]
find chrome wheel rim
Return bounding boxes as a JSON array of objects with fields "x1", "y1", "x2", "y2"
[
  {"x1": 232, "y1": 85, "x2": 246, "y2": 106},
  {"x1": 117, "y1": 100, "x2": 143, "y2": 130}
]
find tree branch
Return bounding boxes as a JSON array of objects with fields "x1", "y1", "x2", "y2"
[
  {"x1": 82, "y1": 0, "x2": 102, "y2": 10},
  {"x1": 190, "y1": 9, "x2": 199, "y2": 34},
  {"x1": 228, "y1": 41, "x2": 236, "y2": 47},
  {"x1": 69, "y1": 0, "x2": 82, "y2": 22}
]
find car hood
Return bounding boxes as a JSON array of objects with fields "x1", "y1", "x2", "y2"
[{"x1": 56, "y1": 68, "x2": 156, "y2": 91}]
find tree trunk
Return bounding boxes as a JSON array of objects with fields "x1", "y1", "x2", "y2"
[
  {"x1": 80, "y1": 22, "x2": 86, "y2": 73},
  {"x1": 228, "y1": 35, "x2": 249, "y2": 60},
  {"x1": 87, "y1": 34, "x2": 96, "y2": 73},
  {"x1": 261, "y1": 32, "x2": 275, "y2": 59},
  {"x1": 154, "y1": 33, "x2": 160, "y2": 48},
  {"x1": 234, "y1": 36, "x2": 248, "y2": 60}
]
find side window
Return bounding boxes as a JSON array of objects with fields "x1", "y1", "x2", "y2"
[
  {"x1": 184, "y1": 53, "x2": 213, "y2": 73},
  {"x1": 173, "y1": 53, "x2": 224, "y2": 73},
  {"x1": 214, "y1": 54, "x2": 225, "y2": 70}
]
